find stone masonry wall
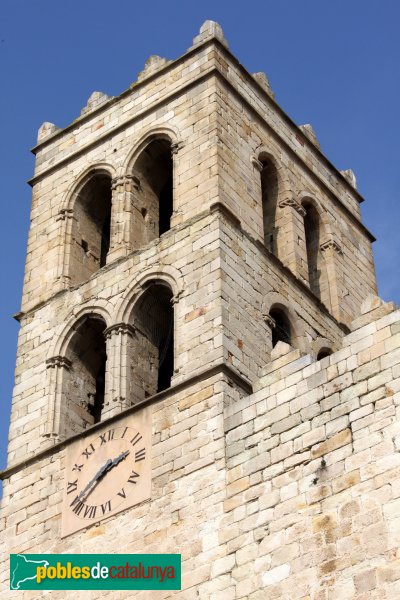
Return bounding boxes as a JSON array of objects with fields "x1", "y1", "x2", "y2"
[
  {"x1": 223, "y1": 302, "x2": 400, "y2": 599},
  {"x1": 215, "y1": 212, "x2": 345, "y2": 385},
  {"x1": 22, "y1": 65, "x2": 220, "y2": 312},
  {"x1": 1, "y1": 302, "x2": 399, "y2": 599},
  {"x1": 0, "y1": 372, "x2": 238, "y2": 600},
  {"x1": 8, "y1": 212, "x2": 224, "y2": 465},
  {"x1": 2, "y1": 22, "x2": 395, "y2": 600},
  {"x1": 213, "y1": 76, "x2": 376, "y2": 325},
  {"x1": 22, "y1": 34, "x2": 376, "y2": 324},
  {"x1": 8, "y1": 206, "x2": 347, "y2": 468}
]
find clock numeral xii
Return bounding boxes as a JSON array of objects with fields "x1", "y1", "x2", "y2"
[{"x1": 100, "y1": 429, "x2": 115, "y2": 445}]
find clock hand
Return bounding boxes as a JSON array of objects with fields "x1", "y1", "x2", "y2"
[
  {"x1": 77, "y1": 459, "x2": 113, "y2": 501},
  {"x1": 108, "y1": 450, "x2": 130, "y2": 469},
  {"x1": 77, "y1": 450, "x2": 130, "y2": 501}
]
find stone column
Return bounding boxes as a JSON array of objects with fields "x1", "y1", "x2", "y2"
[
  {"x1": 108, "y1": 175, "x2": 140, "y2": 262},
  {"x1": 320, "y1": 238, "x2": 344, "y2": 321},
  {"x1": 102, "y1": 323, "x2": 135, "y2": 419},
  {"x1": 170, "y1": 141, "x2": 184, "y2": 228},
  {"x1": 169, "y1": 290, "x2": 182, "y2": 385},
  {"x1": 264, "y1": 313, "x2": 276, "y2": 356},
  {"x1": 43, "y1": 355, "x2": 72, "y2": 444},
  {"x1": 55, "y1": 208, "x2": 75, "y2": 290},
  {"x1": 276, "y1": 197, "x2": 307, "y2": 280}
]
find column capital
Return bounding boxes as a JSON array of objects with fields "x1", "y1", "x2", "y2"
[
  {"x1": 56, "y1": 208, "x2": 74, "y2": 222},
  {"x1": 278, "y1": 197, "x2": 306, "y2": 216},
  {"x1": 104, "y1": 322, "x2": 135, "y2": 339},
  {"x1": 251, "y1": 155, "x2": 263, "y2": 172},
  {"x1": 320, "y1": 238, "x2": 343, "y2": 254},
  {"x1": 171, "y1": 290, "x2": 183, "y2": 305},
  {"x1": 171, "y1": 141, "x2": 184, "y2": 155},
  {"x1": 46, "y1": 355, "x2": 72, "y2": 370},
  {"x1": 263, "y1": 314, "x2": 276, "y2": 329},
  {"x1": 111, "y1": 174, "x2": 140, "y2": 192}
]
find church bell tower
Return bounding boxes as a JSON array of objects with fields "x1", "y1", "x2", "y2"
[{"x1": 2, "y1": 20, "x2": 400, "y2": 599}]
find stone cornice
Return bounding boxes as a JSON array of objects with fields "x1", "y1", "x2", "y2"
[
  {"x1": 210, "y1": 202, "x2": 241, "y2": 228},
  {"x1": 0, "y1": 362, "x2": 252, "y2": 481},
  {"x1": 212, "y1": 69, "x2": 375, "y2": 243},
  {"x1": 27, "y1": 38, "x2": 375, "y2": 245},
  {"x1": 28, "y1": 71, "x2": 213, "y2": 187},
  {"x1": 30, "y1": 40, "x2": 218, "y2": 156},
  {"x1": 28, "y1": 38, "x2": 367, "y2": 216}
]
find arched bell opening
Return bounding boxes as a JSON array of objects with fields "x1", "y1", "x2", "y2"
[
  {"x1": 269, "y1": 306, "x2": 292, "y2": 348},
  {"x1": 259, "y1": 155, "x2": 279, "y2": 255},
  {"x1": 132, "y1": 139, "x2": 173, "y2": 246},
  {"x1": 69, "y1": 172, "x2": 112, "y2": 285},
  {"x1": 127, "y1": 282, "x2": 174, "y2": 404},
  {"x1": 63, "y1": 315, "x2": 108, "y2": 435}
]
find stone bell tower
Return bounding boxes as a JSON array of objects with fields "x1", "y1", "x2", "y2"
[{"x1": 2, "y1": 20, "x2": 400, "y2": 599}]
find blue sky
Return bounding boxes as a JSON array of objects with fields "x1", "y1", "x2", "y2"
[{"x1": 1, "y1": 1, "x2": 399, "y2": 481}]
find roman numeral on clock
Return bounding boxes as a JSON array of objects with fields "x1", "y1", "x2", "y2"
[
  {"x1": 128, "y1": 470, "x2": 140, "y2": 484},
  {"x1": 67, "y1": 480, "x2": 78, "y2": 495},
  {"x1": 100, "y1": 429, "x2": 115, "y2": 445},
  {"x1": 82, "y1": 443, "x2": 95, "y2": 459},
  {"x1": 72, "y1": 463, "x2": 83, "y2": 472},
  {"x1": 135, "y1": 448, "x2": 146, "y2": 462},
  {"x1": 117, "y1": 488, "x2": 126, "y2": 499},
  {"x1": 83, "y1": 505, "x2": 97, "y2": 519},
  {"x1": 130, "y1": 432, "x2": 142, "y2": 447},
  {"x1": 70, "y1": 496, "x2": 85, "y2": 516},
  {"x1": 101, "y1": 500, "x2": 112, "y2": 515}
]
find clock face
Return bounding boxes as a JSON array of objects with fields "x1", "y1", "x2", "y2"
[{"x1": 61, "y1": 409, "x2": 151, "y2": 537}]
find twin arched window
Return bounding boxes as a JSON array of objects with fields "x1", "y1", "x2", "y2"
[
  {"x1": 55, "y1": 281, "x2": 174, "y2": 440},
  {"x1": 258, "y1": 155, "x2": 325, "y2": 304},
  {"x1": 67, "y1": 138, "x2": 174, "y2": 287}
]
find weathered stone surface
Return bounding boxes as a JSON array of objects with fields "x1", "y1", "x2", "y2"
[
  {"x1": 2, "y1": 20, "x2": 399, "y2": 600},
  {"x1": 311, "y1": 428, "x2": 352, "y2": 458},
  {"x1": 37, "y1": 121, "x2": 61, "y2": 142},
  {"x1": 192, "y1": 20, "x2": 228, "y2": 48},
  {"x1": 299, "y1": 124, "x2": 320, "y2": 149},
  {"x1": 80, "y1": 90, "x2": 111, "y2": 115}
]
